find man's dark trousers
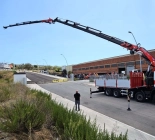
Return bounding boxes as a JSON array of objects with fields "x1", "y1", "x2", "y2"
[{"x1": 75, "y1": 100, "x2": 80, "y2": 111}]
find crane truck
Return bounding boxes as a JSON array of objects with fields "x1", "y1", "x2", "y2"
[{"x1": 3, "y1": 17, "x2": 155, "y2": 103}]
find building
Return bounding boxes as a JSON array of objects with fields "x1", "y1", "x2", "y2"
[
  {"x1": 72, "y1": 49, "x2": 155, "y2": 75},
  {"x1": 9, "y1": 64, "x2": 13, "y2": 69},
  {"x1": 0, "y1": 63, "x2": 11, "y2": 69},
  {"x1": 62, "y1": 65, "x2": 72, "y2": 72}
]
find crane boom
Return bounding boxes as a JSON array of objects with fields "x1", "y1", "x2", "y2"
[
  {"x1": 3, "y1": 18, "x2": 52, "y2": 29},
  {"x1": 3, "y1": 17, "x2": 155, "y2": 68}
]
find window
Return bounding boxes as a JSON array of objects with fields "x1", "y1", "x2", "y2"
[
  {"x1": 136, "y1": 60, "x2": 144, "y2": 65},
  {"x1": 105, "y1": 65, "x2": 110, "y2": 68},
  {"x1": 85, "y1": 67, "x2": 89, "y2": 70},
  {"x1": 126, "y1": 61, "x2": 135, "y2": 66},
  {"x1": 136, "y1": 60, "x2": 140, "y2": 65},
  {"x1": 111, "y1": 63, "x2": 118, "y2": 67},
  {"x1": 90, "y1": 67, "x2": 94, "y2": 69},
  {"x1": 79, "y1": 68, "x2": 81, "y2": 70},
  {"x1": 82, "y1": 68, "x2": 85, "y2": 70},
  {"x1": 94, "y1": 66, "x2": 98, "y2": 69},
  {"x1": 118, "y1": 63, "x2": 125, "y2": 67},
  {"x1": 99, "y1": 65, "x2": 104, "y2": 68}
]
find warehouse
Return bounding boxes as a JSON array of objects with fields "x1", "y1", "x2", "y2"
[{"x1": 72, "y1": 49, "x2": 155, "y2": 75}]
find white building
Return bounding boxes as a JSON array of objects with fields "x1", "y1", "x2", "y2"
[
  {"x1": 62, "y1": 65, "x2": 72, "y2": 72},
  {"x1": 0, "y1": 63, "x2": 11, "y2": 69}
]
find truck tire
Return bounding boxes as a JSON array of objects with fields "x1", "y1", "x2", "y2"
[
  {"x1": 113, "y1": 89, "x2": 121, "y2": 98},
  {"x1": 135, "y1": 92, "x2": 145, "y2": 102},
  {"x1": 105, "y1": 88, "x2": 113, "y2": 96}
]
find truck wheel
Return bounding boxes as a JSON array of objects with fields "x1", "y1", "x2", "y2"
[
  {"x1": 135, "y1": 92, "x2": 145, "y2": 102},
  {"x1": 105, "y1": 88, "x2": 113, "y2": 96},
  {"x1": 113, "y1": 89, "x2": 121, "y2": 98}
]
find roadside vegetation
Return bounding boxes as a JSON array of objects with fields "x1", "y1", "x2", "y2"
[{"x1": 0, "y1": 71, "x2": 128, "y2": 140}]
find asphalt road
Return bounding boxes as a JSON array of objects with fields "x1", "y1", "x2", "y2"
[
  {"x1": 27, "y1": 72, "x2": 155, "y2": 136},
  {"x1": 26, "y1": 72, "x2": 56, "y2": 84}
]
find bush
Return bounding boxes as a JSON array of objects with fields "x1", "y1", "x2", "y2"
[
  {"x1": 0, "y1": 74, "x2": 3, "y2": 79},
  {"x1": 31, "y1": 89, "x2": 51, "y2": 101},
  {"x1": 0, "y1": 71, "x2": 13, "y2": 83},
  {"x1": 0, "y1": 100, "x2": 46, "y2": 133},
  {"x1": 49, "y1": 100, "x2": 128, "y2": 140},
  {"x1": 0, "y1": 84, "x2": 12, "y2": 102}
]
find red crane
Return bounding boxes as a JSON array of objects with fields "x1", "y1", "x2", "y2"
[{"x1": 3, "y1": 17, "x2": 155, "y2": 70}]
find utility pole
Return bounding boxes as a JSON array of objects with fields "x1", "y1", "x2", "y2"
[{"x1": 61, "y1": 54, "x2": 69, "y2": 78}]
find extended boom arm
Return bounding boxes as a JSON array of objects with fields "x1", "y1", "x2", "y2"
[{"x1": 3, "y1": 17, "x2": 155, "y2": 68}]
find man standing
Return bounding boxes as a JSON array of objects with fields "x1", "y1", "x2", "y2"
[{"x1": 74, "y1": 91, "x2": 81, "y2": 111}]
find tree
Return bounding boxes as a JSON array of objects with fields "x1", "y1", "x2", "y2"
[
  {"x1": 47, "y1": 66, "x2": 53, "y2": 70},
  {"x1": 62, "y1": 69, "x2": 67, "y2": 77},
  {"x1": 33, "y1": 65, "x2": 38, "y2": 68},
  {"x1": 17, "y1": 64, "x2": 25, "y2": 69},
  {"x1": 34, "y1": 65, "x2": 38, "y2": 69},
  {"x1": 53, "y1": 66, "x2": 62, "y2": 72},
  {"x1": 24, "y1": 63, "x2": 33, "y2": 70}
]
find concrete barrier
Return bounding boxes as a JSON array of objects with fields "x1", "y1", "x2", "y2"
[{"x1": 14, "y1": 72, "x2": 27, "y2": 85}]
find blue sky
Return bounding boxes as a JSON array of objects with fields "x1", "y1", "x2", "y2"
[{"x1": 1, "y1": 0, "x2": 155, "y2": 66}]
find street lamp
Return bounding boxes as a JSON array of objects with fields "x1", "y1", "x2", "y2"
[
  {"x1": 43, "y1": 59, "x2": 48, "y2": 66},
  {"x1": 61, "y1": 54, "x2": 68, "y2": 78},
  {"x1": 35, "y1": 61, "x2": 39, "y2": 71},
  {"x1": 42, "y1": 59, "x2": 48, "y2": 73},
  {"x1": 128, "y1": 31, "x2": 142, "y2": 72},
  {"x1": 61, "y1": 54, "x2": 68, "y2": 66},
  {"x1": 128, "y1": 31, "x2": 138, "y2": 45}
]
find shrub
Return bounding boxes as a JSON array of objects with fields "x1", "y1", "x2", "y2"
[
  {"x1": 0, "y1": 71, "x2": 13, "y2": 83},
  {"x1": 0, "y1": 84, "x2": 12, "y2": 102},
  {"x1": 0, "y1": 100, "x2": 46, "y2": 133},
  {"x1": 0, "y1": 74, "x2": 3, "y2": 79},
  {"x1": 31, "y1": 89, "x2": 51, "y2": 101},
  {"x1": 49, "y1": 100, "x2": 128, "y2": 140}
]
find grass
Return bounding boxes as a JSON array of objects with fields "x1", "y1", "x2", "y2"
[
  {"x1": 0, "y1": 100, "x2": 46, "y2": 133},
  {"x1": 0, "y1": 70, "x2": 128, "y2": 140},
  {"x1": 0, "y1": 70, "x2": 13, "y2": 83}
]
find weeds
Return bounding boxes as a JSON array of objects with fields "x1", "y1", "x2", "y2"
[
  {"x1": 49, "y1": 100, "x2": 128, "y2": 140},
  {"x1": 0, "y1": 100, "x2": 46, "y2": 133},
  {"x1": 0, "y1": 71, "x2": 13, "y2": 83}
]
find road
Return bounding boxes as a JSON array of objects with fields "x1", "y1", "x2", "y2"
[
  {"x1": 26, "y1": 72, "x2": 56, "y2": 84},
  {"x1": 26, "y1": 72, "x2": 155, "y2": 136}
]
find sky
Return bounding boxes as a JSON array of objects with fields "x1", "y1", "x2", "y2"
[{"x1": 1, "y1": 0, "x2": 155, "y2": 66}]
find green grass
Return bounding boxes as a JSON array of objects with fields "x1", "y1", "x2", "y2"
[
  {"x1": 0, "y1": 100, "x2": 46, "y2": 133},
  {"x1": 48, "y1": 100, "x2": 128, "y2": 140}
]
